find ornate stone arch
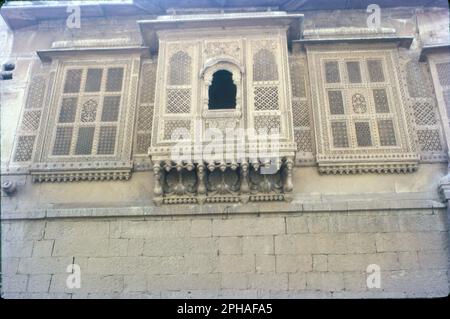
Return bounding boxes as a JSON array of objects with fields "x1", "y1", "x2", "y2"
[{"x1": 200, "y1": 58, "x2": 244, "y2": 119}]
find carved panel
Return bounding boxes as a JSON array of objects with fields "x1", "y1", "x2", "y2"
[
  {"x1": 400, "y1": 57, "x2": 446, "y2": 162},
  {"x1": 436, "y1": 62, "x2": 450, "y2": 87},
  {"x1": 58, "y1": 98, "x2": 78, "y2": 123},
  {"x1": 166, "y1": 88, "x2": 191, "y2": 113},
  {"x1": 373, "y1": 89, "x2": 390, "y2": 113},
  {"x1": 417, "y1": 129, "x2": 443, "y2": 151},
  {"x1": 308, "y1": 47, "x2": 418, "y2": 173},
  {"x1": 75, "y1": 126, "x2": 95, "y2": 155},
  {"x1": 377, "y1": 119, "x2": 396, "y2": 146},
  {"x1": 21, "y1": 110, "x2": 41, "y2": 132},
  {"x1": 253, "y1": 48, "x2": 278, "y2": 82},
  {"x1": 331, "y1": 121, "x2": 349, "y2": 148},
  {"x1": 292, "y1": 100, "x2": 310, "y2": 128},
  {"x1": 101, "y1": 96, "x2": 121, "y2": 122},
  {"x1": 30, "y1": 59, "x2": 135, "y2": 182},
  {"x1": 63, "y1": 69, "x2": 82, "y2": 93},
  {"x1": 204, "y1": 41, "x2": 241, "y2": 61},
  {"x1": 254, "y1": 86, "x2": 279, "y2": 110},
  {"x1": 25, "y1": 75, "x2": 46, "y2": 109},
  {"x1": 346, "y1": 61, "x2": 362, "y2": 83},
  {"x1": 254, "y1": 115, "x2": 281, "y2": 134},
  {"x1": 412, "y1": 101, "x2": 437, "y2": 125},
  {"x1": 354, "y1": 122, "x2": 372, "y2": 147},
  {"x1": 13, "y1": 74, "x2": 47, "y2": 164},
  {"x1": 85, "y1": 68, "x2": 103, "y2": 92},
  {"x1": 80, "y1": 98, "x2": 98, "y2": 122},
  {"x1": 328, "y1": 90, "x2": 345, "y2": 115},
  {"x1": 367, "y1": 59, "x2": 385, "y2": 82},
  {"x1": 14, "y1": 136, "x2": 36, "y2": 162},
  {"x1": 52, "y1": 127, "x2": 73, "y2": 156},
  {"x1": 325, "y1": 61, "x2": 340, "y2": 83},
  {"x1": 168, "y1": 51, "x2": 192, "y2": 85},
  {"x1": 105, "y1": 67, "x2": 124, "y2": 92},
  {"x1": 290, "y1": 56, "x2": 315, "y2": 165},
  {"x1": 97, "y1": 126, "x2": 117, "y2": 155},
  {"x1": 163, "y1": 119, "x2": 191, "y2": 140}
]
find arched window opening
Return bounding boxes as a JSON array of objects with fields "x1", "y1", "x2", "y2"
[{"x1": 208, "y1": 70, "x2": 236, "y2": 110}]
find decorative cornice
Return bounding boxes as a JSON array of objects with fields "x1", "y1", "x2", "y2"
[
  {"x1": 36, "y1": 46, "x2": 150, "y2": 62},
  {"x1": 295, "y1": 36, "x2": 414, "y2": 49},
  {"x1": 303, "y1": 27, "x2": 397, "y2": 38},
  {"x1": 318, "y1": 163, "x2": 419, "y2": 175},
  {"x1": 29, "y1": 161, "x2": 133, "y2": 182},
  {"x1": 31, "y1": 170, "x2": 132, "y2": 183},
  {"x1": 138, "y1": 12, "x2": 304, "y2": 53}
]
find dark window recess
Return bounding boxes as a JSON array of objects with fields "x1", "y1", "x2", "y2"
[{"x1": 208, "y1": 70, "x2": 236, "y2": 110}]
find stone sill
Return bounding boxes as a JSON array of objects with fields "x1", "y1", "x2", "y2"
[{"x1": 1, "y1": 197, "x2": 445, "y2": 221}]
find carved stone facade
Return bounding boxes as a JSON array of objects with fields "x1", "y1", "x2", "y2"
[
  {"x1": 1, "y1": 1, "x2": 450, "y2": 299},
  {"x1": 142, "y1": 13, "x2": 299, "y2": 204},
  {"x1": 305, "y1": 42, "x2": 420, "y2": 174}
]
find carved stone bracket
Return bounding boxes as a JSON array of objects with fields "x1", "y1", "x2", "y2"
[{"x1": 151, "y1": 158, "x2": 294, "y2": 205}]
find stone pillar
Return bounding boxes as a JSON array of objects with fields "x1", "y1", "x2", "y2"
[
  {"x1": 197, "y1": 163, "x2": 207, "y2": 204},
  {"x1": 153, "y1": 163, "x2": 163, "y2": 205}
]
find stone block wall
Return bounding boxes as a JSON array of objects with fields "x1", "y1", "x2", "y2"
[{"x1": 2, "y1": 209, "x2": 448, "y2": 298}]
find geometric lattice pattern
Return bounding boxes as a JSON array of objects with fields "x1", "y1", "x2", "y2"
[
  {"x1": 97, "y1": 126, "x2": 117, "y2": 155},
  {"x1": 106, "y1": 67, "x2": 124, "y2": 92},
  {"x1": 254, "y1": 86, "x2": 279, "y2": 110},
  {"x1": 21, "y1": 110, "x2": 41, "y2": 132},
  {"x1": 292, "y1": 100, "x2": 310, "y2": 128},
  {"x1": 101, "y1": 96, "x2": 121, "y2": 122},
  {"x1": 169, "y1": 51, "x2": 191, "y2": 86},
  {"x1": 85, "y1": 68, "x2": 103, "y2": 92},
  {"x1": 417, "y1": 129, "x2": 443, "y2": 152},
  {"x1": 289, "y1": 61, "x2": 306, "y2": 98},
  {"x1": 367, "y1": 59, "x2": 385, "y2": 82},
  {"x1": 295, "y1": 130, "x2": 312, "y2": 152},
  {"x1": 63, "y1": 69, "x2": 82, "y2": 93},
  {"x1": 25, "y1": 75, "x2": 46, "y2": 109},
  {"x1": 331, "y1": 121, "x2": 349, "y2": 148},
  {"x1": 377, "y1": 119, "x2": 396, "y2": 146},
  {"x1": 52, "y1": 127, "x2": 73, "y2": 156},
  {"x1": 406, "y1": 61, "x2": 431, "y2": 98},
  {"x1": 14, "y1": 135, "x2": 36, "y2": 162},
  {"x1": 436, "y1": 62, "x2": 450, "y2": 87},
  {"x1": 325, "y1": 61, "x2": 340, "y2": 83},
  {"x1": 373, "y1": 89, "x2": 390, "y2": 113},
  {"x1": 328, "y1": 90, "x2": 345, "y2": 115},
  {"x1": 254, "y1": 115, "x2": 281, "y2": 135},
  {"x1": 75, "y1": 126, "x2": 95, "y2": 155},
  {"x1": 140, "y1": 62, "x2": 156, "y2": 104},
  {"x1": 163, "y1": 120, "x2": 191, "y2": 140},
  {"x1": 166, "y1": 88, "x2": 191, "y2": 113},
  {"x1": 58, "y1": 98, "x2": 78, "y2": 123},
  {"x1": 80, "y1": 99, "x2": 98, "y2": 122},
  {"x1": 253, "y1": 49, "x2": 278, "y2": 82},
  {"x1": 355, "y1": 122, "x2": 372, "y2": 147},
  {"x1": 137, "y1": 104, "x2": 153, "y2": 131},
  {"x1": 346, "y1": 61, "x2": 362, "y2": 83},
  {"x1": 137, "y1": 133, "x2": 152, "y2": 154},
  {"x1": 16, "y1": 76, "x2": 44, "y2": 162},
  {"x1": 412, "y1": 101, "x2": 437, "y2": 125}
]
